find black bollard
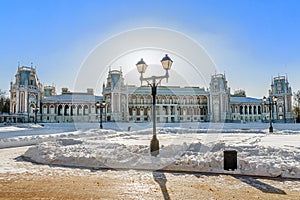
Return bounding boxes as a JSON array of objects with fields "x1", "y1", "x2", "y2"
[{"x1": 224, "y1": 150, "x2": 237, "y2": 171}]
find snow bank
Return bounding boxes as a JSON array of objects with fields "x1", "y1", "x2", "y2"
[
  {"x1": 1, "y1": 123, "x2": 300, "y2": 178},
  {"x1": 22, "y1": 129, "x2": 300, "y2": 178}
]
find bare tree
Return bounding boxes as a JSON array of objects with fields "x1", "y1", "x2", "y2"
[
  {"x1": 293, "y1": 90, "x2": 300, "y2": 123},
  {"x1": 0, "y1": 90, "x2": 10, "y2": 114},
  {"x1": 0, "y1": 89, "x2": 5, "y2": 96}
]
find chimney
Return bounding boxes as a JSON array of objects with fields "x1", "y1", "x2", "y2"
[
  {"x1": 62, "y1": 88, "x2": 69, "y2": 94},
  {"x1": 87, "y1": 88, "x2": 94, "y2": 95}
]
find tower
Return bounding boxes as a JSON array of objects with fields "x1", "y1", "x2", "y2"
[
  {"x1": 102, "y1": 68, "x2": 127, "y2": 121},
  {"x1": 10, "y1": 66, "x2": 42, "y2": 122},
  {"x1": 43, "y1": 85, "x2": 56, "y2": 97},
  {"x1": 269, "y1": 75, "x2": 293, "y2": 122},
  {"x1": 209, "y1": 74, "x2": 230, "y2": 122}
]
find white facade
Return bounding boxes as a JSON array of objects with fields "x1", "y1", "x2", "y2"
[
  {"x1": 263, "y1": 76, "x2": 293, "y2": 123},
  {"x1": 102, "y1": 70, "x2": 209, "y2": 123},
  {"x1": 9, "y1": 66, "x2": 42, "y2": 123},
  {"x1": 9, "y1": 66, "x2": 294, "y2": 123},
  {"x1": 208, "y1": 74, "x2": 231, "y2": 122}
]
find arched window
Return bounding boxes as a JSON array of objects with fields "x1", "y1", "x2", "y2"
[
  {"x1": 58, "y1": 105, "x2": 63, "y2": 116},
  {"x1": 190, "y1": 98, "x2": 193, "y2": 104},
  {"x1": 107, "y1": 104, "x2": 111, "y2": 113},
  {"x1": 43, "y1": 105, "x2": 47, "y2": 114},
  {"x1": 147, "y1": 96, "x2": 151, "y2": 104},
  {"x1": 64, "y1": 105, "x2": 70, "y2": 115},
  {"x1": 91, "y1": 105, "x2": 95, "y2": 114},
  {"x1": 13, "y1": 103, "x2": 16, "y2": 113},
  {"x1": 190, "y1": 108, "x2": 193, "y2": 115},
  {"x1": 83, "y1": 105, "x2": 89, "y2": 115},
  {"x1": 71, "y1": 105, "x2": 76, "y2": 115},
  {"x1": 162, "y1": 107, "x2": 167, "y2": 115},
  {"x1": 50, "y1": 105, "x2": 55, "y2": 114},
  {"x1": 77, "y1": 105, "x2": 83, "y2": 115},
  {"x1": 132, "y1": 108, "x2": 136, "y2": 116},
  {"x1": 132, "y1": 96, "x2": 136, "y2": 104}
]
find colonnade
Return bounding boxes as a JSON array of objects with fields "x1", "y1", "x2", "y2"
[
  {"x1": 231, "y1": 104, "x2": 262, "y2": 122},
  {"x1": 40, "y1": 103, "x2": 104, "y2": 123}
]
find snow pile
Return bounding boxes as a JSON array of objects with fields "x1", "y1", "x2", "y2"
[
  {"x1": 173, "y1": 142, "x2": 300, "y2": 178},
  {"x1": 1, "y1": 123, "x2": 300, "y2": 178},
  {"x1": 23, "y1": 138, "x2": 186, "y2": 170},
  {"x1": 0, "y1": 124, "x2": 115, "y2": 148},
  {"x1": 0, "y1": 132, "x2": 78, "y2": 148},
  {"x1": 23, "y1": 131, "x2": 300, "y2": 178}
]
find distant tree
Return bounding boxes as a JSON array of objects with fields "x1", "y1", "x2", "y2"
[
  {"x1": 0, "y1": 89, "x2": 4, "y2": 96},
  {"x1": 0, "y1": 90, "x2": 10, "y2": 114},
  {"x1": 293, "y1": 90, "x2": 300, "y2": 123}
]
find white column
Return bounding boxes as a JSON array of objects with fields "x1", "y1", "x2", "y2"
[
  {"x1": 159, "y1": 105, "x2": 162, "y2": 122},
  {"x1": 16, "y1": 92, "x2": 19, "y2": 113},
  {"x1": 111, "y1": 92, "x2": 114, "y2": 113},
  {"x1": 25, "y1": 91, "x2": 28, "y2": 113}
]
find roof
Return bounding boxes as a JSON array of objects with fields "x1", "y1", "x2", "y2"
[
  {"x1": 43, "y1": 93, "x2": 102, "y2": 103},
  {"x1": 18, "y1": 70, "x2": 38, "y2": 86},
  {"x1": 230, "y1": 96, "x2": 262, "y2": 104},
  {"x1": 127, "y1": 86, "x2": 208, "y2": 96},
  {"x1": 111, "y1": 73, "x2": 120, "y2": 87}
]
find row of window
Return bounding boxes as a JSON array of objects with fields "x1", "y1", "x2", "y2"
[
  {"x1": 36, "y1": 104, "x2": 103, "y2": 115},
  {"x1": 129, "y1": 98, "x2": 208, "y2": 105},
  {"x1": 231, "y1": 105, "x2": 262, "y2": 115},
  {"x1": 128, "y1": 107, "x2": 207, "y2": 116}
]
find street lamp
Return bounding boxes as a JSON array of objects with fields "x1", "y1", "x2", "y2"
[
  {"x1": 263, "y1": 96, "x2": 278, "y2": 133},
  {"x1": 32, "y1": 106, "x2": 39, "y2": 124},
  {"x1": 95, "y1": 101, "x2": 106, "y2": 129},
  {"x1": 136, "y1": 54, "x2": 173, "y2": 156}
]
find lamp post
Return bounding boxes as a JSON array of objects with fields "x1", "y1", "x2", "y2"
[
  {"x1": 263, "y1": 96, "x2": 277, "y2": 133},
  {"x1": 136, "y1": 54, "x2": 173, "y2": 156},
  {"x1": 95, "y1": 101, "x2": 106, "y2": 129},
  {"x1": 32, "y1": 106, "x2": 39, "y2": 124}
]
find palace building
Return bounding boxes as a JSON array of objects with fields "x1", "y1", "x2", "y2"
[{"x1": 8, "y1": 65, "x2": 294, "y2": 123}]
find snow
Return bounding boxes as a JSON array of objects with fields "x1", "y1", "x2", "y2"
[{"x1": 1, "y1": 122, "x2": 300, "y2": 178}]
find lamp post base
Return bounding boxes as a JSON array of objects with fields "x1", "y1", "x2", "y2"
[
  {"x1": 150, "y1": 135, "x2": 159, "y2": 156},
  {"x1": 269, "y1": 126, "x2": 273, "y2": 133}
]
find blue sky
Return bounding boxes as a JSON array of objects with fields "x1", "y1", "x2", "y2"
[{"x1": 1, "y1": 0, "x2": 300, "y2": 98}]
